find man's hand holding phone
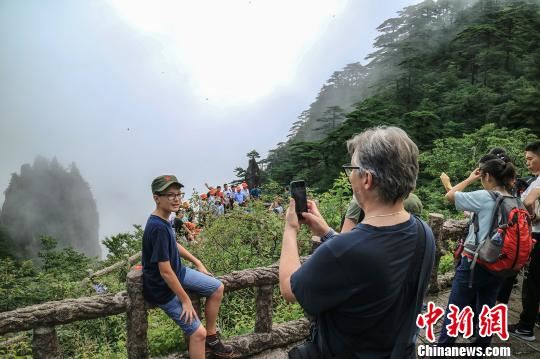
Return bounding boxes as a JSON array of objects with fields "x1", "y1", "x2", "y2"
[
  {"x1": 301, "y1": 200, "x2": 331, "y2": 237},
  {"x1": 287, "y1": 180, "x2": 331, "y2": 237},
  {"x1": 285, "y1": 198, "x2": 301, "y2": 233},
  {"x1": 290, "y1": 180, "x2": 308, "y2": 218},
  {"x1": 285, "y1": 199, "x2": 330, "y2": 237}
]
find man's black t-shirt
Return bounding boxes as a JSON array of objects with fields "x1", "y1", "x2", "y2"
[
  {"x1": 291, "y1": 216, "x2": 435, "y2": 358},
  {"x1": 142, "y1": 214, "x2": 186, "y2": 304}
]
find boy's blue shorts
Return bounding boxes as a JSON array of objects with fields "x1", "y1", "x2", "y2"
[{"x1": 158, "y1": 267, "x2": 222, "y2": 335}]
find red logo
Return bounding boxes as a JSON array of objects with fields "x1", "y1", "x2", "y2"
[
  {"x1": 416, "y1": 302, "x2": 509, "y2": 342},
  {"x1": 416, "y1": 302, "x2": 445, "y2": 342},
  {"x1": 446, "y1": 304, "x2": 474, "y2": 338},
  {"x1": 478, "y1": 304, "x2": 508, "y2": 340},
  {"x1": 165, "y1": 176, "x2": 171, "y2": 181}
]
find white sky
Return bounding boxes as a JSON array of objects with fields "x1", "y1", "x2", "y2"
[
  {"x1": 109, "y1": 0, "x2": 347, "y2": 104},
  {"x1": 0, "y1": 0, "x2": 420, "y2": 254}
]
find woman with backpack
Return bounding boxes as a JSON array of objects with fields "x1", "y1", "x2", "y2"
[{"x1": 438, "y1": 154, "x2": 517, "y2": 348}]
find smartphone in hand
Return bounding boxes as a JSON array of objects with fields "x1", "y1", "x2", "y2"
[{"x1": 290, "y1": 180, "x2": 308, "y2": 220}]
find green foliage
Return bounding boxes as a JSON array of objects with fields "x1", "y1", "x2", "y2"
[
  {"x1": 421, "y1": 124, "x2": 535, "y2": 179},
  {"x1": 317, "y1": 173, "x2": 352, "y2": 231},
  {"x1": 190, "y1": 202, "x2": 311, "y2": 274},
  {"x1": 217, "y1": 289, "x2": 257, "y2": 337},
  {"x1": 0, "y1": 236, "x2": 121, "y2": 358},
  {"x1": 314, "y1": 106, "x2": 346, "y2": 133},
  {"x1": 102, "y1": 225, "x2": 143, "y2": 262},
  {"x1": 0, "y1": 257, "x2": 37, "y2": 312},
  {"x1": 147, "y1": 309, "x2": 185, "y2": 356},
  {"x1": 263, "y1": 0, "x2": 540, "y2": 194},
  {"x1": 418, "y1": 124, "x2": 536, "y2": 216},
  {"x1": 38, "y1": 235, "x2": 94, "y2": 275},
  {"x1": 259, "y1": 180, "x2": 287, "y2": 203},
  {"x1": 0, "y1": 236, "x2": 95, "y2": 312},
  {"x1": 438, "y1": 253, "x2": 455, "y2": 275},
  {"x1": 246, "y1": 150, "x2": 260, "y2": 159},
  {"x1": 57, "y1": 315, "x2": 128, "y2": 358},
  {"x1": 0, "y1": 225, "x2": 13, "y2": 258},
  {"x1": 403, "y1": 111, "x2": 442, "y2": 149},
  {"x1": 0, "y1": 334, "x2": 32, "y2": 357},
  {"x1": 272, "y1": 289, "x2": 305, "y2": 324}
]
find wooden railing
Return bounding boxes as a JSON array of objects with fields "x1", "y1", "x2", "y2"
[
  {"x1": 81, "y1": 251, "x2": 142, "y2": 286},
  {"x1": 0, "y1": 214, "x2": 468, "y2": 358}
]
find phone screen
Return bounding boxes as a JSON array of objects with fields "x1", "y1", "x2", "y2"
[{"x1": 290, "y1": 180, "x2": 308, "y2": 218}]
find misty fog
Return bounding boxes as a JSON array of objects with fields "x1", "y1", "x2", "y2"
[{"x1": 0, "y1": 0, "x2": 421, "y2": 257}]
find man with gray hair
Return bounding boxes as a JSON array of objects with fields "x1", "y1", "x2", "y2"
[{"x1": 279, "y1": 126, "x2": 435, "y2": 358}]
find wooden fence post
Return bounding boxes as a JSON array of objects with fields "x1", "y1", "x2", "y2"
[
  {"x1": 428, "y1": 213, "x2": 445, "y2": 293},
  {"x1": 254, "y1": 285, "x2": 273, "y2": 333},
  {"x1": 126, "y1": 269, "x2": 148, "y2": 359},
  {"x1": 32, "y1": 327, "x2": 59, "y2": 359}
]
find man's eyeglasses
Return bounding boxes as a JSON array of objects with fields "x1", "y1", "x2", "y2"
[
  {"x1": 157, "y1": 192, "x2": 183, "y2": 201},
  {"x1": 342, "y1": 164, "x2": 360, "y2": 177}
]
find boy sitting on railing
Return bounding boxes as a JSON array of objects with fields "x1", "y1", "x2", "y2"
[{"x1": 142, "y1": 175, "x2": 236, "y2": 358}]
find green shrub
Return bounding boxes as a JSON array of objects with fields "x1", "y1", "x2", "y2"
[
  {"x1": 438, "y1": 253, "x2": 455, "y2": 275},
  {"x1": 190, "y1": 202, "x2": 312, "y2": 274},
  {"x1": 147, "y1": 309, "x2": 185, "y2": 356},
  {"x1": 317, "y1": 173, "x2": 352, "y2": 231}
]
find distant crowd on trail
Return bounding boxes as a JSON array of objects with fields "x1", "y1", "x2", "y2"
[
  {"x1": 170, "y1": 170, "x2": 427, "y2": 244},
  {"x1": 169, "y1": 180, "x2": 289, "y2": 242}
]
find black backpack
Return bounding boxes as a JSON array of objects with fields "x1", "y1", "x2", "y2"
[{"x1": 513, "y1": 176, "x2": 537, "y2": 198}]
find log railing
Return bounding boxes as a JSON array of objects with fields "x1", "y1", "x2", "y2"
[
  {"x1": 81, "y1": 252, "x2": 143, "y2": 286},
  {"x1": 0, "y1": 213, "x2": 468, "y2": 358}
]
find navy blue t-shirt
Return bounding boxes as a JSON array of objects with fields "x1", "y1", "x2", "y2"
[
  {"x1": 142, "y1": 214, "x2": 186, "y2": 304},
  {"x1": 291, "y1": 216, "x2": 435, "y2": 358}
]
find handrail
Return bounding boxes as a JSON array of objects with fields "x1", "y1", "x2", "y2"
[
  {"x1": 0, "y1": 260, "x2": 306, "y2": 336},
  {"x1": 82, "y1": 252, "x2": 142, "y2": 285},
  {"x1": 0, "y1": 292, "x2": 128, "y2": 335}
]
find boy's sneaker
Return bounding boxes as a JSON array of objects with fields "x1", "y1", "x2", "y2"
[
  {"x1": 205, "y1": 332, "x2": 236, "y2": 358},
  {"x1": 508, "y1": 324, "x2": 536, "y2": 341}
]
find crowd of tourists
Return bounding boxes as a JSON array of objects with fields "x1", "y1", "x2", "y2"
[
  {"x1": 140, "y1": 126, "x2": 539, "y2": 358},
  {"x1": 436, "y1": 143, "x2": 540, "y2": 346},
  {"x1": 168, "y1": 181, "x2": 263, "y2": 242}
]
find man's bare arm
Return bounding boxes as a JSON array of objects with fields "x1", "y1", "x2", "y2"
[{"x1": 523, "y1": 187, "x2": 540, "y2": 216}]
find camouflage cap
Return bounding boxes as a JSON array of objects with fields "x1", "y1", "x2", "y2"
[{"x1": 151, "y1": 175, "x2": 183, "y2": 193}]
